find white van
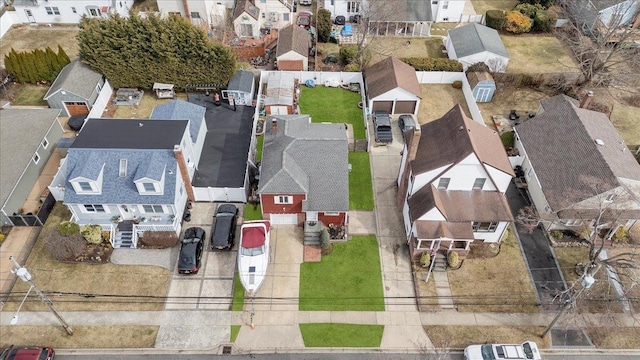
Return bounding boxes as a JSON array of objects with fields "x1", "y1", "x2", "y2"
[{"x1": 464, "y1": 341, "x2": 541, "y2": 360}]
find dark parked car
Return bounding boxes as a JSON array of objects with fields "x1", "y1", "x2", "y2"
[
  {"x1": 334, "y1": 15, "x2": 346, "y2": 25},
  {"x1": 373, "y1": 111, "x2": 393, "y2": 143},
  {"x1": 0, "y1": 346, "x2": 55, "y2": 360},
  {"x1": 398, "y1": 114, "x2": 417, "y2": 132},
  {"x1": 211, "y1": 204, "x2": 238, "y2": 250},
  {"x1": 178, "y1": 227, "x2": 205, "y2": 274}
]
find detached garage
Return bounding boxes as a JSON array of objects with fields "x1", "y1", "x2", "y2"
[{"x1": 364, "y1": 57, "x2": 421, "y2": 116}]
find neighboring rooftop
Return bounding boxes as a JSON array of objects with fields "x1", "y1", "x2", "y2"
[
  {"x1": 233, "y1": 0, "x2": 260, "y2": 20},
  {"x1": 71, "y1": 119, "x2": 188, "y2": 150},
  {"x1": 364, "y1": 57, "x2": 421, "y2": 99},
  {"x1": 447, "y1": 23, "x2": 509, "y2": 58},
  {"x1": 276, "y1": 24, "x2": 310, "y2": 58},
  {"x1": 227, "y1": 70, "x2": 255, "y2": 93},
  {"x1": 150, "y1": 100, "x2": 206, "y2": 143},
  {"x1": 44, "y1": 59, "x2": 103, "y2": 99}
]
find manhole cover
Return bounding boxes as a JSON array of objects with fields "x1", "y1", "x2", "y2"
[{"x1": 550, "y1": 328, "x2": 593, "y2": 347}]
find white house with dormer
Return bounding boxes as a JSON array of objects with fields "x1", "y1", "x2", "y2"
[
  {"x1": 323, "y1": 0, "x2": 465, "y2": 22},
  {"x1": 10, "y1": 0, "x2": 133, "y2": 25}
]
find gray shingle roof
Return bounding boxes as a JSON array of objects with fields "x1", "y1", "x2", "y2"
[
  {"x1": 227, "y1": 70, "x2": 255, "y2": 93},
  {"x1": 44, "y1": 59, "x2": 103, "y2": 100},
  {"x1": 515, "y1": 94, "x2": 640, "y2": 211},
  {"x1": 150, "y1": 100, "x2": 206, "y2": 143},
  {"x1": 448, "y1": 23, "x2": 509, "y2": 58},
  {"x1": 258, "y1": 115, "x2": 349, "y2": 211},
  {"x1": 0, "y1": 108, "x2": 61, "y2": 210},
  {"x1": 276, "y1": 24, "x2": 310, "y2": 58}
]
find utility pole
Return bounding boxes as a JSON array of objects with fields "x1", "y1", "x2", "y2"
[
  {"x1": 9, "y1": 256, "x2": 73, "y2": 335},
  {"x1": 541, "y1": 273, "x2": 594, "y2": 338}
]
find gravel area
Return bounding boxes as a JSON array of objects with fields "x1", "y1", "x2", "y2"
[{"x1": 110, "y1": 247, "x2": 178, "y2": 270}]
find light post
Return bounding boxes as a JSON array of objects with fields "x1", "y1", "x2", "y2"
[
  {"x1": 10, "y1": 284, "x2": 34, "y2": 325},
  {"x1": 541, "y1": 273, "x2": 594, "y2": 338},
  {"x1": 9, "y1": 256, "x2": 73, "y2": 335}
]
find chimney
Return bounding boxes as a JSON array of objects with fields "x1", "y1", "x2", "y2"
[
  {"x1": 632, "y1": 12, "x2": 640, "y2": 29},
  {"x1": 271, "y1": 118, "x2": 278, "y2": 135},
  {"x1": 397, "y1": 126, "x2": 422, "y2": 210},
  {"x1": 174, "y1": 145, "x2": 195, "y2": 202},
  {"x1": 580, "y1": 90, "x2": 594, "y2": 109},
  {"x1": 182, "y1": 0, "x2": 191, "y2": 19}
]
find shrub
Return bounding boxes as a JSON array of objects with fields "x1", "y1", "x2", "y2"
[
  {"x1": 550, "y1": 230, "x2": 564, "y2": 240},
  {"x1": 101, "y1": 231, "x2": 111, "y2": 243},
  {"x1": 0, "y1": 233, "x2": 5, "y2": 244},
  {"x1": 447, "y1": 251, "x2": 460, "y2": 268},
  {"x1": 139, "y1": 231, "x2": 179, "y2": 248},
  {"x1": 451, "y1": 80, "x2": 462, "y2": 89},
  {"x1": 80, "y1": 224, "x2": 102, "y2": 245},
  {"x1": 587, "y1": 100, "x2": 611, "y2": 116},
  {"x1": 340, "y1": 45, "x2": 358, "y2": 64},
  {"x1": 500, "y1": 131, "x2": 515, "y2": 148},
  {"x1": 519, "y1": 0, "x2": 555, "y2": 7},
  {"x1": 515, "y1": 3, "x2": 543, "y2": 18},
  {"x1": 486, "y1": 10, "x2": 506, "y2": 30},
  {"x1": 317, "y1": 9, "x2": 332, "y2": 43},
  {"x1": 611, "y1": 227, "x2": 629, "y2": 243},
  {"x1": 505, "y1": 11, "x2": 532, "y2": 34},
  {"x1": 44, "y1": 231, "x2": 87, "y2": 261},
  {"x1": 419, "y1": 252, "x2": 431, "y2": 268},
  {"x1": 344, "y1": 63, "x2": 360, "y2": 72},
  {"x1": 533, "y1": 10, "x2": 555, "y2": 32},
  {"x1": 58, "y1": 221, "x2": 80, "y2": 236},
  {"x1": 401, "y1": 57, "x2": 463, "y2": 72},
  {"x1": 320, "y1": 228, "x2": 333, "y2": 255},
  {"x1": 466, "y1": 62, "x2": 491, "y2": 74}
]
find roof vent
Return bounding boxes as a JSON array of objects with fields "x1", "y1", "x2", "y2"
[
  {"x1": 139, "y1": 122, "x2": 143, "y2": 127},
  {"x1": 458, "y1": 126, "x2": 464, "y2": 131},
  {"x1": 594, "y1": 139, "x2": 604, "y2": 146}
]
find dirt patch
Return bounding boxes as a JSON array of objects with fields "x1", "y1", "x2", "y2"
[
  {"x1": 368, "y1": 37, "x2": 446, "y2": 65},
  {"x1": 477, "y1": 86, "x2": 548, "y2": 123},
  {"x1": 470, "y1": 0, "x2": 519, "y2": 15},
  {"x1": 0, "y1": 326, "x2": 158, "y2": 349},
  {"x1": 0, "y1": 24, "x2": 80, "y2": 66},
  {"x1": 587, "y1": 327, "x2": 640, "y2": 349},
  {"x1": 425, "y1": 325, "x2": 550, "y2": 349},
  {"x1": 413, "y1": 264, "x2": 440, "y2": 311},
  {"x1": 418, "y1": 84, "x2": 470, "y2": 124},
  {"x1": 590, "y1": 88, "x2": 640, "y2": 146}
]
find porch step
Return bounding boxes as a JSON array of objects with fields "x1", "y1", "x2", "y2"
[
  {"x1": 114, "y1": 230, "x2": 133, "y2": 249},
  {"x1": 433, "y1": 253, "x2": 447, "y2": 272},
  {"x1": 303, "y1": 231, "x2": 321, "y2": 246}
]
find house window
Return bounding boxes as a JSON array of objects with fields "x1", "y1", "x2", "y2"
[
  {"x1": 119, "y1": 159, "x2": 127, "y2": 177},
  {"x1": 41, "y1": 138, "x2": 49, "y2": 149},
  {"x1": 564, "y1": 219, "x2": 583, "y2": 226},
  {"x1": 472, "y1": 221, "x2": 498, "y2": 232},
  {"x1": 432, "y1": 1, "x2": 438, "y2": 4},
  {"x1": 324, "y1": 211, "x2": 340, "y2": 216},
  {"x1": 96, "y1": 83, "x2": 102, "y2": 93},
  {"x1": 143, "y1": 183, "x2": 156, "y2": 192},
  {"x1": 262, "y1": 13, "x2": 266, "y2": 19},
  {"x1": 33, "y1": 152, "x2": 40, "y2": 164},
  {"x1": 260, "y1": 0, "x2": 266, "y2": 3},
  {"x1": 274, "y1": 195, "x2": 293, "y2": 204},
  {"x1": 142, "y1": 205, "x2": 164, "y2": 213},
  {"x1": 437, "y1": 178, "x2": 450, "y2": 190},
  {"x1": 72, "y1": 7, "x2": 77, "y2": 13},
  {"x1": 443, "y1": 1, "x2": 448, "y2": 9},
  {"x1": 473, "y1": 178, "x2": 486, "y2": 190},
  {"x1": 78, "y1": 181, "x2": 93, "y2": 191},
  {"x1": 191, "y1": 12, "x2": 201, "y2": 18},
  {"x1": 45, "y1": 7, "x2": 60, "y2": 15},
  {"x1": 84, "y1": 204, "x2": 105, "y2": 213},
  {"x1": 283, "y1": 13, "x2": 289, "y2": 21},
  {"x1": 88, "y1": 7, "x2": 101, "y2": 17},
  {"x1": 347, "y1": 1, "x2": 359, "y2": 13},
  {"x1": 169, "y1": 12, "x2": 181, "y2": 17}
]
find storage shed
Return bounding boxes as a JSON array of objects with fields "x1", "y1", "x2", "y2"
[
  {"x1": 264, "y1": 71, "x2": 296, "y2": 115},
  {"x1": 467, "y1": 72, "x2": 495, "y2": 103}
]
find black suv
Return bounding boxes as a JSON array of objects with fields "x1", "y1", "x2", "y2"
[
  {"x1": 373, "y1": 111, "x2": 393, "y2": 143},
  {"x1": 211, "y1": 204, "x2": 238, "y2": 250}
]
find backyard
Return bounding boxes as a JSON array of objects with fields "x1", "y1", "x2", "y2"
[
  {"x1": 418, "y1": 84, "x2": 471, "y2": 124},
  {"x1": 0, "y1": 24, "x2": 80, "y2": 66},
  {"x1": 470, "y1": 0, "x2": 518, "y2": 15},
  {"x1": 299, "y1": 86, "x2": 365, "y2": 139},
  {"x1": 299, "y1": 235, "x2": 384, "y2": 311},
  {"x1": 367, "y1": 37, "x2": 446, "y2": 65},
  {"x1": 502, "y1": 35, "x2": 579, "y2": 74},
  {"x1": 348, "y1": 152, "x2": 375, "y2": 210}
]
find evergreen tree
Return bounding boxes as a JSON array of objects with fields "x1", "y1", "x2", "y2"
[
  {"x1": 57, "y1": 45, "x2": 71, "y2": 67},
  {"x1": 34, "y1": 49, "x2": 49, "y2": 81},
  {"x1": 45, "y1": 47, "x2": 61, "y2": 81}
]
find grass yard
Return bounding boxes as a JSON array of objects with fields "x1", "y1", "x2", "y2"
[
  {"x1": 611, "y1": 101, "x2": 640, "y2": 146},
  {"x1": 417, "y1": 84, "x2": 471, "y2": 124},
  {"x1": 0, "y1": 326, "x2": 158, "y2": 349},
  {"x1": 348, "y1": 152, "x2": 375, "y2": 210},
  {"x1": 447, "y1": 226, "x2": 539, "y2": 313},
  {"x1": 243, "y1": 203, "x2": 262, "y2": 221},
  {"x1": 300, "y1": 324, "x2": 384, "y2": 347},
  {"x1": 0, "y1": 24, "x2": 80, "y2": 66},
  {"x1": 587, "y1": 327, "x2": 640, "y2": 349},
  {"x1": 255, "y1": 135, "x2": 264, "y2": 162},
  {"x1": 230, "y1": 325, "x2": 241, "y2": 342},
  {"x1": 3, "y1": 203, "x2": 171, "y2": 312},
  {"x1": 425, "y1": 326, "x2": 550, "y2": 349},
  {"x1": 470, "y1": 0, "x2": 518, "y2": 15},
  {"x1": 502, "y1": 35, "x2": 579, "y2": 74},
  {"x1": 9, "y1": 84, "x2": 49, "y2": 106},
  {"x1": 111, "y1": 92, "x2": 188, "y2": 118},
  {"x1": 299, "y1": 86, "x2": 365, "y2": 139},
  {"x1": 367, "y1": 37, "x2": 446, "y2": 65},
  {"x1": 430, "y1": 22, "x2": 460, "y2": 37},
  {"x1": 299, "y1": 236, "x2": 384, "y2": 311},
  {"x1": 232, "y1": 272, "x2": 245, "y2": 311}
]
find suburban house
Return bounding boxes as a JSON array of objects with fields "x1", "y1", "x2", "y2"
[
  {"x1": 150, "y1": 99, "x2": 208, "y2": 171},
  {"x1": 263, "y1": 71, "x2": 296, "y2": 114},
  {"x1": 513, "y1": 94, "x2": 640, "y2": 237},
  {"x1": 256, "y1": 0, "x2": 294, "y2": 30},
  {"x1": 233, "y1": 0, "x2": 261, "y2": 38},
  {"x1": 156, "y1": 0, "x2": 230, "y2": 28},
  {"x1": 49, "y1": 119, "x2": 200, "y2": 248},
  {"x1": 276, "y1": 24, "x2": 310, "y2": 71},
  {"x1": 9, "y1": 0, "x2": 133, "y2": 24},
  {"x1": 44, "y1": 59, "x2": 113, "y2": 118},
  {"x1": 324, "y1": 0, "x2": 465, "y2": 23},
  {"x1": 364, "y1": 57, "x2": 421, "y2": 115},
  {"x1": 222, "y1": 70, "x2": 256, "y2": 106},
  {"x1": 397, "y1": 105, "x2": 514, "y2": 260},
  {"x1": 258, "y1": 115, "x2": 349, "y2": 226},
  {"x1": 561, "y1": 0, "x2": 640, "y2": 34},
  {"x1": 445, "y1": 23, "x2": 510, "y2": 72},
  {"x1": 1, "y1": 109, "x2": 64, "y2": 226}
]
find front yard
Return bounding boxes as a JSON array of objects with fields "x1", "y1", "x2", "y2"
[
  {"x1": 300, "y1": 323, "x2": 384, "y2": 347},
  {"x1": 299, "y1": 86, "x2": 365, "y2": 139},
  {"x1": 425, "y1": 325, "x2": 550, "y2": 349}
]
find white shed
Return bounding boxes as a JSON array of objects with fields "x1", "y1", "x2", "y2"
[{"x1": 446, "y1": 23, "x2": 510, "y2": 73}]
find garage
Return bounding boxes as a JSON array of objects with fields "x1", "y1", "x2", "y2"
[
  {"x1": 394, "y1": 100, "x2": 417, "y2": 114},
  {"x1": 270, "y1": 214, "x2": 298, "y2": 225},
  {"x1": 372, "y1": 101, "x2": 393, "y2": 113},
  {"x1": 64, "y1": 102, "x2": 89, "y2": 116}
]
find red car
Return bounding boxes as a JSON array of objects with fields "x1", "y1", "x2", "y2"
[
  {"x1": 297, "y1": 11, "x2": 312, "y2": 29},
  {"x1": 1, "y1": 346, "x2": 55, "y2": 360}
]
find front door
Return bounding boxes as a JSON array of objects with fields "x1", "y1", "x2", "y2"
[
  {"x1": 25, "y1": 9, "x2": 36, "y2": 23},
  {"x1": 307, "y1": 211, "x2": 318, "y2": 222}
]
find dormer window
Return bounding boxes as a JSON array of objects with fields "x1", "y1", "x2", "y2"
[
  {"x1": 119, "y1": 159, "x2": 127, "y2": 177},
  {"x1": 143, "y1": 183, "x2": 156, "y2": 192},
  {"x1": 79, "y1": 181, "x2": 92, "y2": 191}
]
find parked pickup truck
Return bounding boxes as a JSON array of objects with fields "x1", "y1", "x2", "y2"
[{"x1": 464, "y1": 341, "x2": 541, "y2": 360}]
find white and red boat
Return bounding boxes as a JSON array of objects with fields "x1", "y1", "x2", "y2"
[{"x1": 238, "y1": 220, "x2": 271, "y2": 294}]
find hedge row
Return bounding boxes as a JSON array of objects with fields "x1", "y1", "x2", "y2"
[{"x1": 401, "y1": 57, "x2": 463, "y2": 72}]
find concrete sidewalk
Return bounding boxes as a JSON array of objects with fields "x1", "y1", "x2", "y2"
[{"x1": 0, "y1": 226, "x2": 40, "y2": 307}]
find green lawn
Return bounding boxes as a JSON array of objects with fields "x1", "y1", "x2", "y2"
[
  {"x1": 232, "y1": 272, "x2": 245, "y2": 311},
  {"x1": 349, "y1": 152, "x2": 374, "y2": 210},
  {"x1": 299, "y1": 236, "x2": 384, "y2": 311},
  {"x1": 11, "y1": 84, "x2": 48, "y2": 106},
  {"x1": 255, "y1": 135, "x2": 264, "y2": 162},
  {"x1": 300, "y1": 324, "x2": 384, "y2": 347},
  {"x1": 230, "y1": 325, "x2": 241, "y2": 342},
  {"x1": 243, "y1": 204, "x2": 262, "y2": 221},
  {"x1": 299, "y1": 86, "x2": 365, "y2": 139}
]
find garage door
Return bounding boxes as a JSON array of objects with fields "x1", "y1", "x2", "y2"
[
  {"x1": 394, "y1": 101, "x2": 416, "y2": 114},
  {"x1": 270, "y1": 214, "x2": 298, "y2": 225},
  {"x1": 371, "y1": 101, "x2": 393, "y2": 113},
  {"x1": 64, "y1": 102, "x2": 89, "y2": 116}
]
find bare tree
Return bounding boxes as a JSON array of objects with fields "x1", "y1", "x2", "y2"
[{"x1": 557, "y1": 0, "x2": 640, "y2": 90}]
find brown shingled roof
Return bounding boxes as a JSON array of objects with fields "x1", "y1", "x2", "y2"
[
  {"x1": 276, "y1": 24, "x2": 310, "y2": 58},
  {"x1": 364, "y1": 57, "x2": 421, "y2": 99},
  {"x1": 415, "y1": 221, "x2": 474, "y2": 240},
  {"x1": 411, "y1": 105, "x2": 514, "y2": 177},
  {"x1": 409, "y1": 187, "x2": 513, "y2": 223},
  {"x1": 233, "y1": 0, "x2": 260, "y2": 20}
]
